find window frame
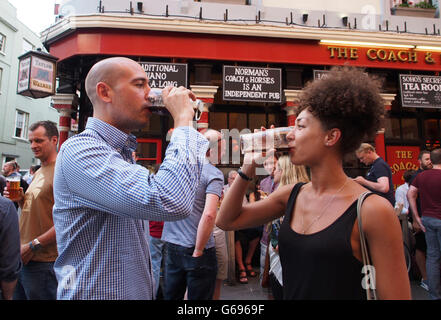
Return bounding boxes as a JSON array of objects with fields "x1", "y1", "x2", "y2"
[
  {"x1": 13, "y1": 109, "x2": 30, "y2": 140},
  {"x1": 0, "y1": 33, "x2": 6, "y2": 54},
  {"x1": 0, "y1": 67, "x2": 3, "y2": 94}
]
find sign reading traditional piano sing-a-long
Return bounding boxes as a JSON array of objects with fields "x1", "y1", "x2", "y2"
[
  {"x1": 223, "y1": 65, "x2": 282, "y2": 103},
  {"x1": 399, "y1": 74, "x2": 441, "y2": 109},
  {"x1": 140, "y1": 62, "x2": 188, "y2": 88}
]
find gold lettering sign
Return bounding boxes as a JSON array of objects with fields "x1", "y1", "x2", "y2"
[
  {"x1": 327, "y1": 46, "x2": 435, "y2": 64},
  {"x1": 328, "y1": 47, "x2": 358, "y2": 60}
]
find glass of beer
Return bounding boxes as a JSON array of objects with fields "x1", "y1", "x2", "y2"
[
  {"x1": 147, "y1": 88, "x2": 205, "y2": 120},
  {"x1": 6, "y1": 176, "x2": 21, "y2": 201},
  {"x1": 240, "y1": 127, "x2": 293, "y2": 154}
]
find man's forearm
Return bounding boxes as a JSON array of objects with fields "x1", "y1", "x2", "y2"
[
  {"x1": 1, "y1": 279, "x2": 17, "y2": 300},
  {"x1": 194, "y1": 213, "x2": 216, "y2": 255},
  {"x1": 359, "y1": 177, "x2": 389, "y2": 193},
  {"x1": 37, "y1": 226, "x2": 57, "y2": 247}
]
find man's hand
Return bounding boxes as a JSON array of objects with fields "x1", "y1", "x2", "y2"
[
  {"x1": 3, "y1": 187, "x2": 25, "y2": 209},
  {"x1": 20, "y1": 243, "x2": 35, "y2": 265},
  {"x1": 412, "y1": 217, "x2": 426, "y2": 233},
  {"x1": 162, "y1": 86, "x2": 196, "y2": 128},
  {"x1": 192, "y1": 248, "x2": 204, "y2": 258},
  {"x1": 353, "y1": 176, "x2": 366, "y2": 185}
]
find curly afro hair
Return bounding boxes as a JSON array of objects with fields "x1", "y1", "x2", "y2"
[{"x1": 298, "y1": 67, "x2": 384, "y2": 155}]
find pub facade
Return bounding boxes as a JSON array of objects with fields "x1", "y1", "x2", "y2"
[{"x1": 42, "y1": 0, "x2": 441, "y2": 187}]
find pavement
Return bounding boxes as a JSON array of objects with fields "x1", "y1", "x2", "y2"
[{"x1": 219, "y1": 266, "x2": 431, "y2": 300}]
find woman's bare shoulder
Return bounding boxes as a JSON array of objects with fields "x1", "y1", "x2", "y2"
[{"x1": 359, "y1": 193, "x2": 398, "y2": 233}]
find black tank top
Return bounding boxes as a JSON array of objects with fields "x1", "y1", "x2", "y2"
[{"x1": 278, "y1": 183, "x2": 368, "y2": 300}]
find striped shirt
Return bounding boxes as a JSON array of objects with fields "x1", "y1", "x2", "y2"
[{"x1": 53, "y1": 117, "x2": 208, "y2": 300}]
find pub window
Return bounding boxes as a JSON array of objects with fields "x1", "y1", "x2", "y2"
[
  {"x1": 424, "y1": 119, "x2": 440, "y2": 140},
  {"x1": 401, "y1": 118, "x2": 418, "y2": 140},
  {"x1": 229, "y1": 113, "x2": 247, "y2": 131},
  {"x1": 209, "y1": 110, "x2": 281, "y2": 165},
  {"x1": 385, "y1": 118, "x2": 401, "y2": 139},
  {"x1": 209, "y1": 112, "x2": 227, "y2": 131},
  {"x1": 385, "y1": 117, "x2": 418, "y2": 140},
  {"x1": 248, "y1": 113, "x2": 266, "y2": 131}
]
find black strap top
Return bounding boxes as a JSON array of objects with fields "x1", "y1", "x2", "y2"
[{"x1": 278, "y1": 183, "x2": 369, "y2": 300}]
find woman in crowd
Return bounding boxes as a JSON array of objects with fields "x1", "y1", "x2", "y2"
[{"x1": 217, "y1": 67, "x2": 411, "y2": 300}]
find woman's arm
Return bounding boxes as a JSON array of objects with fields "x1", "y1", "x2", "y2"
[
  {"x1": 361, "y1": 195, "x2": 411, "y2": 300},
  {"x1": 216, "y1": 180, "x2": 290, "y2": 231}
]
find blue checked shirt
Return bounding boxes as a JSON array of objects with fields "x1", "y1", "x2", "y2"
[{"x1": 53, "y1": 117, "x2": 208, "y2": 300}]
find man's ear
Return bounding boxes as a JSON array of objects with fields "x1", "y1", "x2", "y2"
[
  {"x1": 51, "y1": 136, "x2": 58, "y2": 146},
  {"x1": 96, "y1": 82, "x2": 112, "y2": 103},
  {"x1": 324, "y1": 128, "x2": 342, "y2": 147}
]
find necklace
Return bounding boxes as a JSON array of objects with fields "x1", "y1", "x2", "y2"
[{"x1": 301, "y1": 178, "x2": 349, "y2": 234}]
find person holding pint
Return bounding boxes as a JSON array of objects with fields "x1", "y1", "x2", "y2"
[{"x1": 217, "y1": 67, "x2": 410, "y2": 300}]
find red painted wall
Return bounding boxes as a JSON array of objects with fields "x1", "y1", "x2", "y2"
[{"x1": 49, "y1": 29, "x2": 441, "y2": 71}]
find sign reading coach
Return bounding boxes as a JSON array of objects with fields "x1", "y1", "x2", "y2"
[
  {"x1": 399, "y1": 74, "x2": 441, "y2": 109},
  {"x1": 223, "y1": 66, "x2": 281, "y2": 103},
  {"x1": 140, "y1": 62, "x2": 187, "y2": 88}
]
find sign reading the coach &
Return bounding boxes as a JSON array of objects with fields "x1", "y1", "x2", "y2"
[
  {"x1": 223, "y1": 66, "x2": 282, "y2": 103},
  {"x1": 140, "y1": 62, "x2": 188, "y2": 88},
  {"x1": 399, "y1": 74, "x2": 441, "y2": 109}
]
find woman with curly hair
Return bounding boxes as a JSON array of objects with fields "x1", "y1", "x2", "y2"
[{"x1": 217, "y1": 67, "x2": 411, "y2": 299}]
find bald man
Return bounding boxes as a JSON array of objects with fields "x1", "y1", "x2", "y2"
[{"x1": 52, "y1": 57, "x2": 209, "y2": 300}]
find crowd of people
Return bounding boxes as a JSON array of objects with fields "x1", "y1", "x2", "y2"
[{"x1": 1, "y1": 59, "x2": 440, "y2": 300}]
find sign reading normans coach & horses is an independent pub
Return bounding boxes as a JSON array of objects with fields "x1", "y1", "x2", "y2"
[{"x1": 223, "y1": 66, "x2": 282, "y2": 103}]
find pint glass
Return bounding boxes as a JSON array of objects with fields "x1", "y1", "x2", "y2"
[
  {"x1": 240, "y1": 127, "x2": 293, "y2": 154},
  {"x1": 147, "y1": 88, "x2": 205, "y2": 120},
  {"x1": 6, "y1": 176, "x2": 21, "y2": 201}
]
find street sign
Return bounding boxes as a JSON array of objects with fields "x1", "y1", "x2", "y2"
[
  {"x1": 17, "y1": 50, "x2": 58, "y2": 98},
  {"x1": 399, "y1": 74, "x2": 441, "y2": 109},
  {"x1": 140, "y1": 62, "x2": 188, "y2": 88}
]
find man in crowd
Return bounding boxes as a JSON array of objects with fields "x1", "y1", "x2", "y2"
[
  {"x1": 0, "y1": 197, "x2": 21, "y2": 300},
  {"x1": 5, "y1": 121, "x2": 59, "y2": 299},
  {"x1": 0, "y1": 175, "x2": 5, "y2": 196},
  {"x1": 394, "y1": 170, "x2": 415, "y2": 216},
  {"x1": 354, "y1": 143, "x2": 395, "y2": 206},
  {"x1": 407, "y1": 150, "x2": 432, "y2": 291},
  {"x1": 52, "y1": 57, "x2": 209, "y2": 299},
  {"x1": 161, "y1": 129, "x2": 224, "y2": 300},
  {"x1": 408, "y1": 148, "x2": 441, "y2": 300}
]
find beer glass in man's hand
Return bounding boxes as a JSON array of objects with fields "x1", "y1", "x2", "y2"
[
  {"x1": 147, "y1": 88, "x2": 205, "y2": 121},
  {"x1": 5, "y1": 176, "x2": 22, "y2": 202}
]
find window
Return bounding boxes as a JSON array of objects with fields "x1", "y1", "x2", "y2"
[
  {"x1": 385, "y1": 117, "x2": 418, "y2": 140},
  {"x1": 22, "y1": 39, "x2": 34, "y2": 54},
  {"x1": 0, "y1": 33, "x2": 5, "y2": 53},
  {"x1": 0, "y1": 68, "x2": 3, "y2": 92},
  {"x1": 14, "y1": 110, "x2": 29, "y2": 139},
  {"x1": 209, "y1": 109, "x2": 283, "y2": 165},
  {"x1": 401, "y1": 118, "x2": 418, "y2": 140}
]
